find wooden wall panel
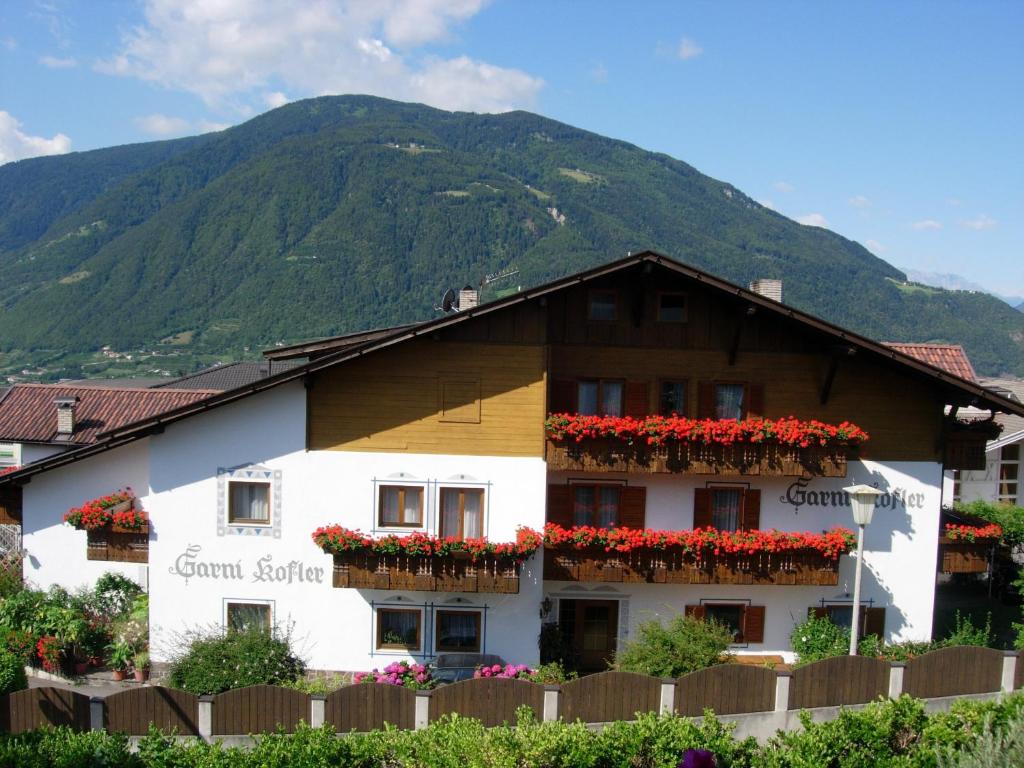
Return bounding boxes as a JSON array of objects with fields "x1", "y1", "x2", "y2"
[
  {"x1": 309, "y1": 340, "x2": 546, "y2": 456},
  {"x1": 104, "y1": 687, "x2": 200, "y2": 735},
  {"x1": 675, "y1": 665, "x2": 776, "y2": 716},
  {"x1": 429, "y1": 678, "x2": 544, "y2": 727},
  {"x1": 788, "y1": 656, "x2": 890, "y2": 709}
]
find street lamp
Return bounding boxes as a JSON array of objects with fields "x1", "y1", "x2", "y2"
[{"x1": 844, "y1": 483, "x2": 884, "y2": 655}]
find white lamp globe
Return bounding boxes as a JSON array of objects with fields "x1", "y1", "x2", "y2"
[{"x1": 844, "y1": 484, "x2": 883, "y2": 526}]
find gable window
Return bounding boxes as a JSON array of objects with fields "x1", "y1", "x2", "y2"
[
  {"x1": 659, "y1": 380, "x2": 687, "y2": 416},
  {"x1": 226, "y1": 601, "x2": 272, "y2": 632},
  {"x1": 440, "y1": 488, "x2": 483, "y2": 539},
  {"x1": 436, "y1": 610, "x2": 482, "y2": 653},
  {"x1": 714, "y1": 384, "x2": 745, "y2": 420},
  {"x1": 998, "y1": 445, "x2": 1020, "y2": 504},
  {"x1": 379, "y1": 485, "x2": 424, "y2": 527},
  {"x1": 377, "y1": 608, "x2": 421, "y2": 651},
  {"x1": 228, "y1": 481, "x2": 271, "y2": 525},
  {"x1": 657, "y1": 293, "x2": 687, "y2": 323},
  {"x1": 574, "y1": 485, "x2": 620, "y2": 527},
  {"x1": 588, "y1": 290, "x2": 617, "y2": 321},
  {"x1": 578, "y1": 380, "x2": 624, "y2": 416}
]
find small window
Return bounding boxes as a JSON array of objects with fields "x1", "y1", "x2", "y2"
[
  {"x1": 588, "y1": 290, "x2": 617, "y2": 321},
  {"x1": 377, "y1": 608, "x2": 421, "y2": 650},
  {"x1": 998, "y1": 445, "x2": 1020, "y2": 504},
  {"x1": 228, "y1": 481, "x2": 271, "y2": 525},
  {"x1": 711, "y1": 488, "x2": 742, "y2": 532},
  {"x1": 379, "y1": 486, "x2": 424, "y2": 527},
  {"x1": 226, "y1": 602, "x2": 271, "y2": 632},
  {"x1": 440, "y1": 488, "x2": 484, "y2": 539},
  {"x1": 436, "y1": 610, "x2": 482, "y2": 652},
  {"x1": 659, "y1": 381, "x2": 687, "y2": 416},
  {"x1": 704, "y1": 604, "x2": 744, "y2": 642},
  {"x1": 657, "y1": 293, "x2": 687, "y2": 323},
  {"x1": 714, "y1": 384, "x2": 745, "y2": 420},
  {"x1": 578, "y1": 380, "x2": 624, "y2": 416},
  {"x1": 574, "y1": 485, "x2": 620, "y2": 527}
]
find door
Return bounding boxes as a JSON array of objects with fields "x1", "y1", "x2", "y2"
[{"x1": 559, "y1": 599, "x2": 619, "y2": 673}]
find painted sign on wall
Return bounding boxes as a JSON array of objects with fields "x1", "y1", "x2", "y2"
[{"x1": 169, "y1": 545, "x2": 325, "y2": 586}]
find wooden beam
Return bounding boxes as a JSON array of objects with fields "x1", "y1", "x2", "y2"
[{"x1": 728, "y1": 306, "x2": 757, "y2": 366}]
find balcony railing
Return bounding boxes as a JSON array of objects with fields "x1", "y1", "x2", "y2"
[
  {"x1": 331, "y1": 552, "x2": 520, "y2": 593},
  {"x1": 544, "y1": 546, "x2": 842, "y2": 586}
]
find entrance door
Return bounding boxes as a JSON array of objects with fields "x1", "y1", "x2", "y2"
[{"x1": 559, "y1": 599, "x2": 619, "y2": 673}]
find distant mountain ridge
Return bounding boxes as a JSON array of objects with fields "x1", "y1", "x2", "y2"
[
  {"x1": 901, "y1": 267, "x2": 1024, "y2": 309},
  {"x1": 0, "y1": 95, "x2": 1022, "y2": 376}
]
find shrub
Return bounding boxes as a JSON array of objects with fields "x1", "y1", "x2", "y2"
[
  {"x1": 528, "y1": 661, "x2": 577, "y2": 684},
  {"x1": 354, "y1": 661, "x2": 433, "y2": 688},
  {"x1": 614, "y1": 614, "x2": 732, "y2": 677},
  {"x1": 90, "y1": 572, "x2": 142, "y2": 617},
  {"x1": 166, "y1": 625, "x2": 305, "y2": 695},
  {"x1": 0, "y1": 648, "x2": 26, "y2": 695},
  {"x1": 941, "y1": 611, "x2": 993, "y2": 648},
  {"x1": 283, "y1": 673, "x2": 349, "y2": 695},
  {"x1": 790, "y1": 614, "x2": 849, "y2": 664}
]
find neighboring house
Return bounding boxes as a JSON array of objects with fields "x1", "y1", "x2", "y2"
[
  {"x1": 956, "y1": 378, "x2": 1024, "y2": 506},
  {"x1": 1, "y1": 251, "x2": 1021, "y2": 671},
  {"x1": 151, "y1": 360, "x2": 304, "y2": 391}
]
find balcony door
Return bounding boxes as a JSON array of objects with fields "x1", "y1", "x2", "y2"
[{"x1": 559, "y1": 598, "x2": 619, "y2": 673}]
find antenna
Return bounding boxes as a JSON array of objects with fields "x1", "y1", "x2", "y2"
[
  {"x1": 478, "y1": 265, "x2": 520, "y2": 302},
  {"x1": 435, "y1": 288, "x2": 457, "y2": 313}
]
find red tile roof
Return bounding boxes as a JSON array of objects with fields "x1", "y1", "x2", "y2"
[
  {"x1": 0, "y1": 384, "x2": 218, "y2": 445},
  {"x1": 881, "y1": 343, "x2": 978, "y2": 382}
]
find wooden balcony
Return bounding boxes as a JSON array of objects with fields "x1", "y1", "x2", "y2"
[
  {"x1": 937, "y1": 536, "x2": 992, "y2": 574},
  {"x1": 544, "y1": 546, "x2": 841, "y2": 586},
  {"x1": 331, "y1": 552, "x2": 520, "y2": 593},
  {"x1": 545, "y1": 439, "x2": 848, "y2": 477},
  {"x1": 86, "y1": 525, "x2": 149, "y2": 564}
]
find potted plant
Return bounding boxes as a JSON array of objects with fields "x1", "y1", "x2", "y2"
[
  {"x1": 108, "y1": 640, "x2": 133, "y2": 681},
  {"x1": 132, "y1": 651, "x2": 150, "y2": 682}
]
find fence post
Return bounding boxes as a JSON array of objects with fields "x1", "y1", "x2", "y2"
[
  {"x1": 1001, "y1": 651, "x2": 1017, "y2": 696},
  {"x1": 198, "y1": 695, "x2": 213, "y2": 741},
  {"x1": 774, "y1": 670, "x2": 791, "y2": 712},
  {"x1": 542, "y1": 685, "x2": 561, "y2": 722},
  {"x1": 310, "y1": 695, "x2": 326, "y2": 728},
  {"x1": 414, "y1": 690, "x2": 431, "y2": 730},
  {"x1": 89, "y1": 696, "x2": 104, "y2": 732},
  {"x1": 659, "y1": 678, "x2": 676, "y2": 715},
  {"x1": 888, "y1": 662, "x2": 905, "y2": 698}
]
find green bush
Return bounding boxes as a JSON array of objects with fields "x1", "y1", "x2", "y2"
[
  {"x1": 167, "y1": 625, "x2": 305, "y2": 695},
  {"x1": 614, "y1": 614, "x2": 733, "y2": 677},
  {"x1": 0, "y1": 648, "x2": 26, "y2": 695}
]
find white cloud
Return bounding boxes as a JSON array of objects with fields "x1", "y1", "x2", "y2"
[
  {"x1": 678, "y1": 37, "x2": 703, "y2": 60},
  {"x1": 97, "y1": 0, "x2": 542, "y2": 114},
  {"x1": 197, "y1": 119, "x2": 231, "y2": 133},
  {"x1": 0, "y1": 111, "x2": 71, "y2": 164},
  {"x1": 133, "y1": 113, "x2": 191, "y2": 136},
  {"x1": 39, "y1": 54, "x2": 78, "y2": 69},
  {"x1": 961, "y1": 214, "x2": 996, "y2": 230},
  {"x1": 848, "y1": 195, "x2": 870, "y2": 209},
  {"x1": 911, "y1": 219, "x2": 943, "y2": 230},
  {"x1": 264, "y1": 91, "x2": 289, "y2": 108},
  {"x1": 773, "y1": 180, "x2": 794, "y2": 193},
  {"x1": 758, "y1": 199, "x2": 776, "y2": 211},
  {"x1": 865, "y1": 239, "x2": 886, "y2": 253},
  {"x1": 796, "y1": 212, "x2": 828, "y2": 228}
]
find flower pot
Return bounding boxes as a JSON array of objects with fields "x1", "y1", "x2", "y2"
[
  {"x1": 74, "y1": 662, "x2": 89, "y2": 675},
  {"x1": 112, "y1": 669, "x2": 126, "y2": 681},
  {"x1": 133, "y1": 668, "x2": 149, "y2": 682}
]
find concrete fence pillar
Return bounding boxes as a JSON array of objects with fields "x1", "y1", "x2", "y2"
[
  {"x1": 774, "y1": 671, "x2": 791, "y2": 712},
  {"x1": 542, "y1": 685, "x2": 561, "y2": 722},
  {"x1": 1001, "y1": 651, "x2": 1017, "y2": 696},
  {"x1": 198, "y1": 695, "x2": 213, "y2": 741},
  {"x1": 888, "y1": 663, "x2": 905, "y2": 698},
  {"x1": 310, "y1": 695, "x2": 326, "y2": 728},
  {"x1": 414, "y1": 690, "x2": 431, "y2": 730},
  {"x1": 659, "y1": 678, "x2": 676, "y2": 715},
  {"x1": 89, "y1": 696, "x2": 104, "y2": 731}
]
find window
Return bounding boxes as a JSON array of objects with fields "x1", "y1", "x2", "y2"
[
  {"x1": 704, "y1": 604, "x2": 744, "y2": 642},
  {"x1": 379, "y1": 486, "x2": 424, "y2": 527},
  {"x1": 998, "y1": 445, "x2": 1020, "y2": 504},
  {"x1": 377, "y1": 608, "x2": 421, "y2": 650},
  {"x1": 659, "y1": 380, "x2": 687, "y2": 416},
  {"x1": 714, "y1": 384, "x2": 745, "y2": 420},
  {"x1": 657, "y1": 293, "x2": 687, "y2": 323},
  {"x1": 816, "y1": 604, "x2": 885, "y2": 640},
  {"x1": 226, "y1": 602, "x2": 271, "y2": 632},
  {"x1": 711, "y1": 488, "x2": 742, "y2": 532},
  {"x1": 0, "y1": 443, "x2": 18, "y2": 468},
  {"x1": 574, "y1": 485, "x2": 620, "y2": 527},
  {"x1": 578, "y1": 380, "x2": 624, "y2": 416},
  {"x1": 951, "y1": 470, "x2": 962, "y2": 504},
  {"x1": 228, "y1": 481, "x2": 271, "y2": 524},
  {"x1": 687, "y1": 603, "x2": 765, "y2": 644},
  {"x1": 440, "y1": 488, "x2": 484, "y2": 539},
  {"x1": 436, "y1": 610, "x2": 482, "y2": 652},
  {"x1": 588, "y1": 290, "x2": 617, "y2": 321}
]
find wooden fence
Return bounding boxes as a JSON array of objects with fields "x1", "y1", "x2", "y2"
[{"x1": 1, "y1": 646, "x2": 1019, "y2": 737}]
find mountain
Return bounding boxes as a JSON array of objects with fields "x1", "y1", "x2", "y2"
[
  {"x1": 901, "y1": 268, "x2": 1024, "y2": 309},
  {"x1": 1, "y1": 95, "x2": 1023, "y2": 378}
]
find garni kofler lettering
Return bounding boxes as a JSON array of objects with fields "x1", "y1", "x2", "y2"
[
  {"x1": 780, "y1": 477, "x2": 926, "y2": 513},
  {"x1": 169, "y1": 545, "x2": 325, "y2": 586}
]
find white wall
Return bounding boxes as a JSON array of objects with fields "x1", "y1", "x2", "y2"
[{"x1": 21, "y1": 443, "x2": 67, "y2": 465}]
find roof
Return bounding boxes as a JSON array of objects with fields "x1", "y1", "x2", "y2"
[
  {"x1": 979, "y1": 377, "x2": 1024, "y2": 450},
  {"x1": 5, "y1": 250, "x2": 1024, "y2": 485},
  {"x1": 263, "y1": 324, "x2": 418, "y2": 360},
  {"x1": 882, "y1": 343, "x2": 978, "y2": 382},
  {"x1": 0, "y1": 384, "x2": 219, "y2": 446},
  {"x1": 153, "y1": 360, "x2": 304, "y2": 391}
]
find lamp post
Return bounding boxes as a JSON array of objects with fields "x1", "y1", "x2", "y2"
[{"x1": 844, "y1": 484, "x2": 884, "y2": 655}]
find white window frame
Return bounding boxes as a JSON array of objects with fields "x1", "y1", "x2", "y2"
[
  {"x1": 997, "y1": 444, "x2": 1020, "y2": 504},
  {"x1": 0, "y1": 442, "x2": 20, "y2": 468},
  {"x1": 223, "y1": 599, "x2": 274, "y2": 631}
]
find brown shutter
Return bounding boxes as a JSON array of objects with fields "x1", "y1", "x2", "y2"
[
  {"x1": 693, "y1": 488, "x2": 713, "y2": 529},
  {"x1": 697, "y1": 381, "x2": 715, "y2": 418},
  {"x1": 0, "y1": 485, "x2": 22, "y2": 525},
  {"x1": 684, "y1": 605, "x2": 706, "y2": 620},
  {"x1": 746, "y1": 384, "x2": 765, "y2": 418},
  {"x1": 618, "y1": 486, "x2": 646, "y2": 529},
  {"x1": 624, "y1": 382, "x2": 650, "y2": 417},
  {"x1": 549, "y1": 379, "x2": 577, "y2": 414},
  {"x1": 743, "y1": 605, "x2": 766, "y2": 643},
  {"x1": 740, "y1": 489, "x2": 761, "y2": 530},
  {"x1": 809, "y1": 607, "x2": 829, "y2": 619},
  {"x1": 862, "y1": 607, "x2": 886, "y2": 639},
  {"x1": 546, "y1": 485, "x2": 574, "y2": 528}
]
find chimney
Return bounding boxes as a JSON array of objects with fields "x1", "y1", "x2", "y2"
[
  {"x1": 54, "y1": 396, "x2": 80, "y2": 437},
  {"x1": 458, "y1": 285, "x2": 479, "y2": 311},
  {"x1": 748, "y1": 279, "x2": 783, "y2": 303}
]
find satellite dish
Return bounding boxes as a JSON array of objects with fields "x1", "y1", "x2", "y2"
[{"x1": 440, "y1": 288, "x2": 456, "y2": 313}]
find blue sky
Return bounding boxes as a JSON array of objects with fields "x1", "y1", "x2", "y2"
[{"x1": 2, "y1": 0, "x2": 1022, "y2": 296}]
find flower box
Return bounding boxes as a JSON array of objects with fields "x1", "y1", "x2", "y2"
[
  {"x1": 937, "y1": 536, "x2": 991, "y2": 574},
  {"x1": 86, "y1": 529, "x2": 149, "y2": 564},
  {"x1": 331, "y1": 551, "x2": 520, "y2": 594}
]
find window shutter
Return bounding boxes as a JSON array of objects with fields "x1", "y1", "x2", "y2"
[
  {"x1": 546, "y1": 485, "x2": 574, "y2": 528},
  {"x1": 862, "y1": 607, "x2": 886, "y2": 639},
  {"x1": 684, "y1": 605, "x2": 706, "y2": 620},
  {"x1": 746, "y1": 384, "x2": 765, "y2": 418},
  {"x1": 740, "y1": 489, "x2": 761, "y2": 530},
  {"x1": 808, "y1": 607, "x2": 829, "y2": 619},
  {"x1": 697, "y1": 381, "x2": 715, "y2": 419},
  {"x1": 549, "y1": 380, "x2": 577, "y2": 414},
  {"x1": 693, "y1": 488, "x2": 713, "y2": 529},
  {"x1": 624, "y1": 382, "x2": 650, "y2": 417},
  {"x1": 618, "y1": 486, "x2": 646, "y2": 529},
  {"x1": 743, "y1": 605, "x2": 766, "y2": 643}
]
